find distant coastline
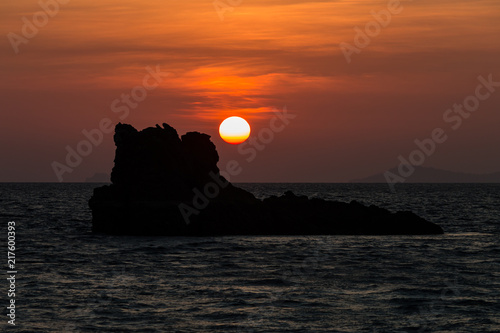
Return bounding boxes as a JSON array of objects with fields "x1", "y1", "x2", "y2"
[
  {"x1": 72, "y1": 167, "x2": 500, "y2": 184},
  {"x1": 351, "y1": 166, "x2": 500, "y2": 183},
  {"x1": 85, "y1": 173, "x2": 111, "y2": 183}
]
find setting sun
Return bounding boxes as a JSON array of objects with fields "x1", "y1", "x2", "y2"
[{"x1": 219, "y1": 116, "x2": 251, "y2": 144}]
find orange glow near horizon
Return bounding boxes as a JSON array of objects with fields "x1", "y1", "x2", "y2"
[
  {"x1": 0, "y1": 0, "x2": 499, "y2": 182},
  {"x1": 219, "y1": 117, "x2": 251, "y2": 144}
]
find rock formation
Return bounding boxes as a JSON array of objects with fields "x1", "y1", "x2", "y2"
[{"x1": 89, "y1": 123, "x2": 444, "y2": 235}]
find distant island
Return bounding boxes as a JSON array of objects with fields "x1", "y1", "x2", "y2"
[
  {"x1": 89, "y1": 123, "x2": 444, "y2": 236},
  {"x1": 85, "y1": 173, "x2": 111, "y2": 183},
  {"x1": 351, "y1": 166, "x2": 500, "y2": 183}
]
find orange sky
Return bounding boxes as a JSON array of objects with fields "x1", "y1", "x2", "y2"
[{"x1": 1, "y1": 0, "x2": 499, "y2": 182}]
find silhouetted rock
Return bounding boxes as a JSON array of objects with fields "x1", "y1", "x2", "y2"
[{"x1": 89, "y1": 123, "x2": 444, "y2": 236}]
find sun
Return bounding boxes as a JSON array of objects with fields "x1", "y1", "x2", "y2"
[{"x1": 219, "y1": 116, "x2": 251, "y2": 144}]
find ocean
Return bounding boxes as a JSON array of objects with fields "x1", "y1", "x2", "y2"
[{"x1": 1, "y1": 183, "x2": 499, "y2": 332}]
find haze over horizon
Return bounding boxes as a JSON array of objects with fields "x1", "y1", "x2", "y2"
[{"x1": 1, "y1": 0, "x2": 499, "y2": 182}]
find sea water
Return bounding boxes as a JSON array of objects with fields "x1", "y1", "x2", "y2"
[{"x1": 0, "y1": 183, "x2": 498, "y2": 332}]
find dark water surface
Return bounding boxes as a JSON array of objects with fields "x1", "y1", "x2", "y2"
[{"x1": 0, "y1": 183, "x2": 499, "y2": 332}]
